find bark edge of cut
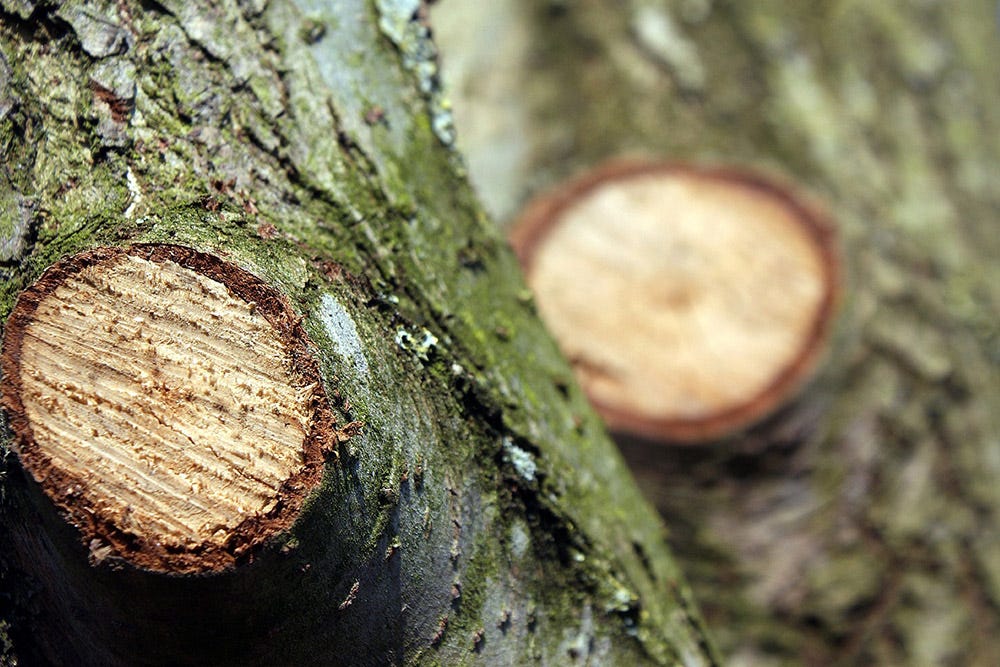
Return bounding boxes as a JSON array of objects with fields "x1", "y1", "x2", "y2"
[
  {"x1": 0, "y1": 244, "x2": 338, "y2": 574},
  {"x1": 511, "y1": 159, "x2": 841, "y2": 443}
]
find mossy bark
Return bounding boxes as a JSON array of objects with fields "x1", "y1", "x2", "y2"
[
  {"x1": 0, "y1": 1, "x2": 718, "y2": 665},
  {"x1": 434, "y1": 0, "x2": 1000, "y2": 664}
]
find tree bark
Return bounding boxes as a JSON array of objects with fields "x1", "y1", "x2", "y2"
[
  {"x1": 434, "y1": 0, "x2": 1000, "y2": 664},
  {"x1": 0, "y1": 1, "x2": 718, "y2": 665}
]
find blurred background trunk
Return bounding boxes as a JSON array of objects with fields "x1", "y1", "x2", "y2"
[{"x1": 433, "y1": 0, "x2": 1000, "y2": 663}]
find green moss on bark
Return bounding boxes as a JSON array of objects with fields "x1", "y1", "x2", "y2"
[{"x1": 0, "y1": 1, "x2": 717, "y2": 664}]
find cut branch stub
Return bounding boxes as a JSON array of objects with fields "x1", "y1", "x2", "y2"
[
  {"x1": 0, "y1": 245, "x2": 336, "y2": 573},
  {"x1": 511, "y1": 160, "x2": 839, "y2": 443}
]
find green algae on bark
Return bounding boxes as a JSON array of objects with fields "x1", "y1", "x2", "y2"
[{"x1": 0, "y1": 1, "x2": 717, "y2": 664}]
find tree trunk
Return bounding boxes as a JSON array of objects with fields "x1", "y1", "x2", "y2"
[
  {"x1": 434, "y1": 0, "x2": 1000, "y2": 664},
  {"x1": 0, "y1": 1, "x2": 718, "y2": 665}
]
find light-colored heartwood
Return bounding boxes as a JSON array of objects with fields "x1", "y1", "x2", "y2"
[
  {"x1": 16, "y1": 254, "x2": 311, "y2": 550},
  {"x1": 514, "y1": 164, "x2": 836, "y2": 441}
]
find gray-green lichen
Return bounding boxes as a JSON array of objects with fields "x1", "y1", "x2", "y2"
[
  {"x1": 501, "y1": 436, "x2": 536, "y2": 483},
  {"x1": 0, "y1": 186, "x2": 32, "y2": 264},
  {"x1": 56, "y1": 0, "x2": 131, "y2": 58},
  {"x1": 375, "y1": 0, "x2": 456, "y2": 146},
  {"x1": 0, "y1": 0, "x2": 33, "y2": 20},
  {"x1": 395, "y1": 325, "x2": 439, "y2": 362},
  {"x1": 317, "y1": 293, "x2": 371, "y2": 382}
]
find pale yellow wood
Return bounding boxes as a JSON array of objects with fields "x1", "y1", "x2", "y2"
[
  {"x1": 526, "y1": 170, "x2": 827, "y2": 428},
  {"x1": 17, "y1": 254, "x2": 311, "y2": 551}
]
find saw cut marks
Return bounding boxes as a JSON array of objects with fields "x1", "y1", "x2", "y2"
[{"x1": 2, "y1": 246, "x2": 333, "y2": 572}]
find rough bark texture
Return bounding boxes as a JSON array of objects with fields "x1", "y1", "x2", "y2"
[
  {"x1": 434, "y1": 0, "x2": 1000, "y2": 664},
  {"x1": 0, "y1": 1, "x2": 718, "y2": 665}
]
